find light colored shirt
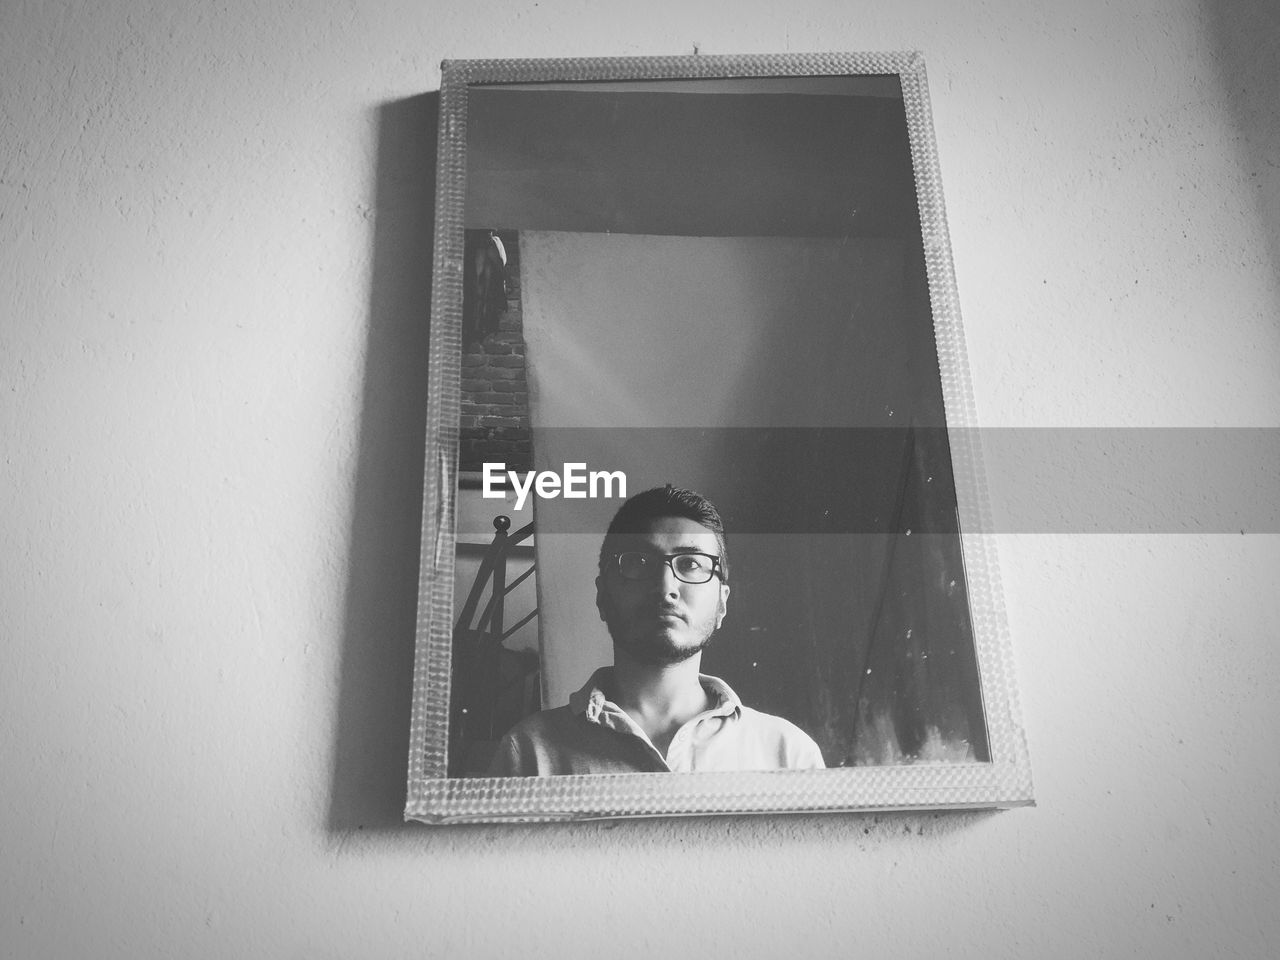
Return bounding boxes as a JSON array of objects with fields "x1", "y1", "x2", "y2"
[{"x1": 488, "y1": 667, "x2": 826, "y2": 776}]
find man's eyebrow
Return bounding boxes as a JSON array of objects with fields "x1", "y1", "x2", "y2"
[{"x1": 623, "y1": 544, "x2": 707, "y2": 554}]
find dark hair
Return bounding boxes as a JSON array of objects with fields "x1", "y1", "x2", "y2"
[{"x1": 598, "y1": 485, "x2": 729, "y2": 581}]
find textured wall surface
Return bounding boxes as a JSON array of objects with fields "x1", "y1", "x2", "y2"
[{"x1": 3, "y1": 1, "x2": 1278, "y2": 958}]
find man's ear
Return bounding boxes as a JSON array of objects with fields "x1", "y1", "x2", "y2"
[
  {"x1": 715, "y1": 582, "x2": 730, "y2": 629},
  {"x1": 595, "y1": 575, "x2": 609, "y2": 624}
]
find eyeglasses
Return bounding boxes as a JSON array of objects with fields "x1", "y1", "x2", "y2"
[{"x1": 609, "y1": 551, "x2": 725, "y2": 584}]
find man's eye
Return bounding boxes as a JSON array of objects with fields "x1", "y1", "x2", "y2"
[
  {"x1": 673, "y1": 555, "x2": 708, "y2": 573},
  {"x1": 619, "y1": 553, "x2": 653, "y2": 573}
]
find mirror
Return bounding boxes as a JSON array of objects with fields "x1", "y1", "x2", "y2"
[{"x1": 406, "y1": 54, "x2": 1032, "y2": 823}]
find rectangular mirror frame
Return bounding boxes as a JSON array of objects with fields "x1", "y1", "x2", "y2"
[{"x1": 405, "y1": 52, "x2": 1033, "y2": 824}]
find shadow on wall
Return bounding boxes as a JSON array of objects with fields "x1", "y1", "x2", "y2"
[
  {"x1": 1207, "y1": 0, "x2": 1280, "y2": 285},
  {"x1": 327, "y1": 94, "x2": 438, "y2": 832}
]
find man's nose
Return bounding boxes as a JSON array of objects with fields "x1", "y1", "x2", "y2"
[{"x1": 652, "y1": 562, "x2": 682, "y2": 595}]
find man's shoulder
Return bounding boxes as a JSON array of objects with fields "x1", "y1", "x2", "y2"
[
  {"x1": 488, "y1": 700, "x2": 652, "y2": 777},
  {"x1": 501, "y1": 704, "x2": 578, "y2": 737},
  {"x1": 486, "y1": 706, "x2": 575, "y2": 777},
  {"x1": 734, "y1": 705, "x2": 826, "y2": 767},
  {"x1": 736, "y1": 705, "x2": 815, "y2": 739}
]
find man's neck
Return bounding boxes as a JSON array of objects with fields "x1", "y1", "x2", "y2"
[{"x1": 609, "y1": 653, "x2": 711, "y2": 756}]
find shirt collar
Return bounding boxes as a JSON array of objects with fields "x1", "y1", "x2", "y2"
[{"x1": 569, "y1": 666, "x2": 743, "y2": 724}]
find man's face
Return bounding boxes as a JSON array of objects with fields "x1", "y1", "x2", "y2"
[{"x1": 596, "y1": 516, "x2": 730, "y2": 666}]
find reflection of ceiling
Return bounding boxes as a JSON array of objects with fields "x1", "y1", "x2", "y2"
[
  {"x1": 465, "y1": 89, "x2": 921, "y2": 238},
  {"x1": 479, "y1": 76, "x2": 906, "y2": 96}
]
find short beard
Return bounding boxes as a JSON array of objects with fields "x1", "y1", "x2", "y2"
[{"x1": 612, "y1": 625, "x2": 717, "y2": 667}]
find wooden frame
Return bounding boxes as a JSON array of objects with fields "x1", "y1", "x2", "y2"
[{"x1": 405, "y1": 52, "x2": 1032, "y2": 824}]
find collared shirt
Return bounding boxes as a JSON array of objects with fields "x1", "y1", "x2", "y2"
[{"x1": 487, "y1": 667, "x2": 826, "y2": 776}]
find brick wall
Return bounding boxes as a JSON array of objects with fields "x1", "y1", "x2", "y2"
[{"x1": 459, "y1": 229, "x2": 531, "y2": 473}]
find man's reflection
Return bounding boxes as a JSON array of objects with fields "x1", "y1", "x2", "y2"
[{"x1": 489, "y1": 486, "x2": 825, "y2": 775}]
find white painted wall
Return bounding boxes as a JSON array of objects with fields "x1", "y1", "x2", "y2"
[
  {"x1": 521, "y1": 232, "x2": 913, "y2": 708},
  {"x1": 3, "y1": 1, "x2": 1277, "y2": 958}
]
